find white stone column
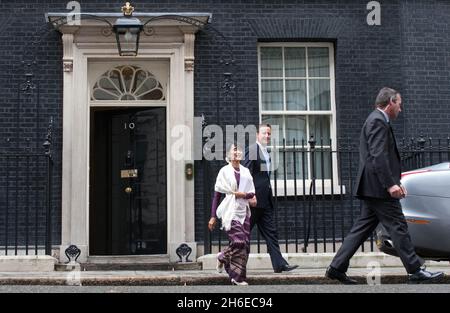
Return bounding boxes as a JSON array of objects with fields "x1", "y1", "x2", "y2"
[
  {"x1": 167, "y1": 47, "x2": 188, "y2": 262},
  {"x1": 183, "y1": 32, "x2": 197, "y2": 257},
  {"x1": 60, "y1": 43, "x2": 89, "y2": 263},
  {"x1": 166, "y1": 34, "x2": 198, "y2": 262},
  {"x1": 60, "y1": 33, "x2": 80, "y2": 262}
]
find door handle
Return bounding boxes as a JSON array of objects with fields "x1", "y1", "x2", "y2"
[{"x1": 125, "y1": 187, "x2": 133, "y2": 194}]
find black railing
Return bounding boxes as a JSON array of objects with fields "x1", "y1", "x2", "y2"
[
  {"x1": 203, "y1": 136, "x2": 450, "y2": 254},
  {"x1": 0, "y1": 122, "x2": 54, "y2": 256},
  {"x1": 400, "y1": 136, "x2": 450, "y2": 172}
]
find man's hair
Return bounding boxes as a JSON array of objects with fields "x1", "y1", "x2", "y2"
[
  {"x1": 257, "y1": 124, "x2": 271, "y2": 133},
  {"x1": 375, "y1": 87, "x2": 400, "y2": 109}
]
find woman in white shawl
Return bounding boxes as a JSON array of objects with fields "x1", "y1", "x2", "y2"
[{"x1": 208, "y1": 144, "x2": 257, "y2": 286}]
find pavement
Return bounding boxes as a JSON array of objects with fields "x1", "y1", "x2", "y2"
[
  {"x1": 1, "y1": 265, "x2": 450, "y2": 286},
  {"x1": 1, "y1": 252, "x2": 449, "y2": 286},
  {"x1": 2, "y1": 284, "x2": 450, "y2": 293}
]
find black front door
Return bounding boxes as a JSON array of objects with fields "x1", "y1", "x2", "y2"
[{"x1": 89, "y1": 107, "x2": 167, "y2": 255}]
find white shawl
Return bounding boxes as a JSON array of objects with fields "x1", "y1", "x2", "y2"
[{"x1": 215, "y1": 164, "x2": 255, "y2": 231}]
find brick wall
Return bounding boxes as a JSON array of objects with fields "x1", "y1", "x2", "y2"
[{"x1": 0, "y1": 1, "x2": 449, "y2": 245}]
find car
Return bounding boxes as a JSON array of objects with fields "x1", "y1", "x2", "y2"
[{"x1": 375, "y1": 162, "x2": 450, "y2": 262}]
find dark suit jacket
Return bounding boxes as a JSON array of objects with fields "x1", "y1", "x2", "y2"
[
  {"x1": 355, "y1": 109, "x2": 402, "y2": 200},
  {"x1": 242, "y1": 143, "x2": 274, "y2": 209}
]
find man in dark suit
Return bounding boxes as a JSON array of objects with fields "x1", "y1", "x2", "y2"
[
  {"x1": 326, "y1": 87, "x2": 444, "y2": 284},
  {"x1": 243, "y1": 124, "x2": 298, "y2": 273}
]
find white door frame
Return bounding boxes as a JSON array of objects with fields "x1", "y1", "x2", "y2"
[{"x1": 58, "y1": 28, "x2": 198, "y2": 263}]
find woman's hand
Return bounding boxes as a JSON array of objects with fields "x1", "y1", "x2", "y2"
[
  {"x1": 208, "y1": 217, "x2": 217, "y2": 231},
  {"x1": 234, "y1": 191, "x2": 247, "y2": 199},
  {"x1": 249, "y1": 196, "x2": 257, "y2": 207}
]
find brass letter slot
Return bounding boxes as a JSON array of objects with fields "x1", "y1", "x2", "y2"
[{"x1": 121, "y1": 169, "x2": 138, "y2": 178}]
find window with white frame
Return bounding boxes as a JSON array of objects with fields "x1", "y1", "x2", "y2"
[{"x1": 258, "y1": 43, "x2": 337, "y2": 185}]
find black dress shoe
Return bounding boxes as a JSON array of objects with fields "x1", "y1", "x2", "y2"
[
  {"x1": 408, "y1": 269, "x2": 444, "y2": 284},
  {"x1": 274, "y1": 264, "x2": 298, "y2": 273},
  {"x1": 325, "y1": 266, "x2": 357, "y2": 285}
]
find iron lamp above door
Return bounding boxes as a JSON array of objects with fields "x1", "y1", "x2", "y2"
[{"x1": 113, "y1": 2, "x2": 143, "y2": 56}]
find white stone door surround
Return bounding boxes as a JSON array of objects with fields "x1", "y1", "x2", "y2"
[{"x1": 47, "y1": 13, "x2": 210, "y2": 262}]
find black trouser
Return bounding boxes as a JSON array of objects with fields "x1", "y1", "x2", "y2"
[
  {"x1": 330, "y1": 198, "x2": 422, "y2": 274},
  {"x1": 250, "y1": 206, "x2": 288, "y2": 271}
]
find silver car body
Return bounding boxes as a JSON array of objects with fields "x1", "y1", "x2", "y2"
[{"x1": 376, "y1": 162, "x2": 450, "y2": 261}]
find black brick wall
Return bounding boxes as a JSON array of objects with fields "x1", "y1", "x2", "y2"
[{"x1": 0, "y1": 1, "x2": 449, "y2": 246}]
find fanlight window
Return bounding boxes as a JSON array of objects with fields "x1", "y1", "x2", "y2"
[{"x1": 91, "y1": 65, "x2": 165, "y2": 101}]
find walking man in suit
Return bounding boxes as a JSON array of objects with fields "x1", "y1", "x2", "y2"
[
  {"x1": 243, "y1": 124, "x2": 298, "y2": 273},
  {"x1": 326, "y1": 87, "x2": 444, "y2": 284}
]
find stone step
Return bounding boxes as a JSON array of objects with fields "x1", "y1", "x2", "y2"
[
  {"x1": 55, "y1": 262, "x2": 82, "y2": 272},
  {"x1": 67, "y1": 262, "x2": 202, "y2": 271}
]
